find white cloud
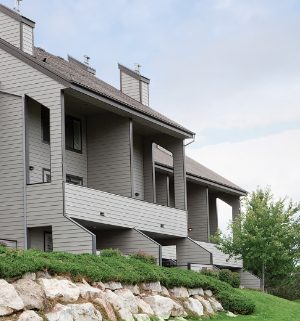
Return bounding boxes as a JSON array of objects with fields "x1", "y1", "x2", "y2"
[{"x1": 187, "y1": 129, "x2": 300, "y2": 231}]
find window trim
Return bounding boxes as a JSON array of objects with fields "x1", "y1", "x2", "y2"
[
  {"x1": 42, "y1": 168, "x2": 51, "y2": 183},
  {"x1": 66, "y1": 174, "x2": 83, "y2": 186},
  {"x1": 65, "y1": 114, "x2": 82, "y2": 154},
  {"x1": 41, "y1": 106, "x2": 50, "y2": 145}
]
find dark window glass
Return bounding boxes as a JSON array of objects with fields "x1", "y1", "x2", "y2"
[
  {"x1": 43, "y1": 168, "x2": 51, "y2": 183},
  {"x1": 65, "y1": 115, "x2": 82, "y2": 152},
  {"x1": 66, "y1": 174, "x2": 83, "y2": 186},
  {"x1": 41, "y1": 106, "x2": 50, "y2": 143}
]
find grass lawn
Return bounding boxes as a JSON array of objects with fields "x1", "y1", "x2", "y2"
[{"x1": 212, "y1": 289, "x2": 300, "y2": 321}]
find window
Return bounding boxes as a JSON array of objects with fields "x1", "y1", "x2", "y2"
[
  {"x1": 41, "y1": 106, "x2": 50, "y2": 143},
  {"x1": 43, "y1": 168, "x2": 51, "y2": 183},
  {"x1": 65, "y1": 115, "x2": 82, "y2": 152},
  {"x1": 66, "y1": 174, "x2": 83, "y2": 186}
]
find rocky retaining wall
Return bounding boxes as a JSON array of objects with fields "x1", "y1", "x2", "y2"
[{"x1": 0, "y1": 272, "x2": 235, "y2": 321}]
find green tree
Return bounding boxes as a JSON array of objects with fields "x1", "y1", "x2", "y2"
[{"x1": 213, "y1": 187, "x2": 300, "y2": 291}]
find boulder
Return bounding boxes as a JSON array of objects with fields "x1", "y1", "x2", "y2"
[
  {"x1": 14, "y1": 279, "x2": 45, "y2": 310},
  {"x1": 143, "y1": 295, "x2": 182, "y2": 319},
  {"x1": 46, "y1": 303, "x2": 102, "y2": 321},
  {"x1": 226, "y1": 311, "x2": 238, "y2": 317},
  {"x1": 114, "y1": 289, "x2": 138, "y2": 314},
  {"x1": 18, "y1": 311, "x2": 43, "y2": 321},
  {"x1": 117, "y1": 308, "x2": 134, "y2": 321},
  {"x1": 187, "y1": 288, "x2": 204, "y2": 296},
  {"x1": 36, "y1": 271, "x2": 51, "y2": 279},
  {"x1": 22, "y1": 273, "x2": 36, "y2": 281},
  {"x1": 136, "y1": 298, "x2": 154, "y2": 315},
  {"x1": 140, "y1": 282, "x2": 162, "y2": 293},
  {"x1": 0, "y1": 279, "x2": 24, "y2": 316},
  {"x1": 194, "y1": 296, "x2": 214, "y2": 314},
  {"x1": 169, "y1": 287, "x2": 189, "y2": 298},
  {"x1": 92, "y1": 282, "x2": 106, "y2": 291},
  {"x1": 183, "y1": 298, "x2": 204, "y2": 317},
  {"x1": 161, "y1": 286, "x2": 170, "y2": 297},
  {"x1": 124, "y1": 284, "x2": 140, "y2": 295},
  {"x1": 104, "y1": 290, "x2": 125, "y2": 311},
  {"x1": 204, "y1": 289, "x2": 213, "y2": 297},
  {"x1": 134, "y1": 313, "x2": 151, "y2": 321},
  {"x1": 77, "y1": 283, "x2": 104, "y2": 300},
  {"x1": 93, "y1": 298, "x2": 117, "y2": 321},
  {"x1": 103, "y1": 281, "x2": 123, "y2": 290},
  {"x1": 38, "y1": 278, "x2": 80, "y2": 302},
  {"x1": 208, "y1": 297, "x2": 223, "y2": 312}
]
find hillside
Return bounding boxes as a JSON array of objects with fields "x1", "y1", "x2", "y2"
[{"x1": 214, "y1": 289, "x2": 300, "y2": 321}]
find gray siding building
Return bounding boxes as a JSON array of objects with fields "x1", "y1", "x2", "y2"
[{"x1": 0, "y1": 4, "x2": 259, "y2": 289}]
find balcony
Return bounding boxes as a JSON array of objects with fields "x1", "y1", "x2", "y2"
[{"x1": 64, "y1": 183, "x2": 187, "y2": 237}]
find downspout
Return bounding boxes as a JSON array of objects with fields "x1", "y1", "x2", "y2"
[{"x1": 22, "y1": 95, "x2": 28, "y2": 249}]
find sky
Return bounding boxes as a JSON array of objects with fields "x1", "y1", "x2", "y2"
[{"x1": 2, "y1": 0, "x2": 300, "y2": 232}]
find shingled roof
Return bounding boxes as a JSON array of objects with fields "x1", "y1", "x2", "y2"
[
  {"x1": 33, "y1": 47, "x2": 194, "y2": 136},
  {"x1": 154, "y1": 146, "x2": 246, "y2": 194}
]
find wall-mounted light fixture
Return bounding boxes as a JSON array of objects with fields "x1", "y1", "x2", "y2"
[
  {"x1": 100, "y1": 212, "x2": 105, "y2": 217},
  {"x1": 160, "y1": 224, "x2": 165, "y2": 228},
  {"x1": 188, "y1": 227, "x2": 193, "y2": 232},
  {"x1": 29, "y1": 166, "x2": 34, "y2": 171}
]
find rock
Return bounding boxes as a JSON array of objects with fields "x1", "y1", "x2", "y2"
[
  {"x1": 77, "y1": 283, "x2": 104, "y2": 300},
  {"x1": 161, "y1": 286, "x2": 170, "y2": 297},
  {"x1": 136, "y1": 298, "x2": 154, "y2": 315},
  {"x1": 134, "y1": 313, "x2": 151, "y2": 321},
  {"x1": 22, "y1": 273, "x2": 36, "y2": 281},
  {"x1": 124, "y1": 284, "x2": 140, "y2": 295},
  {"x1": 187, "y1": 288, "x2": 204, "y2": 296},
  {"x1": 140, "y1": 282, "x2": 162, "y2": 293},
  {"x1": 143, "y1": 295, "x2": 182, "y2": 319},
  {"x1": 204, "y1": 289, "x2": 213, "y2": 297},
  {"x1": 194, "y1": 296, "x2": 214, "y2": 314},
  {"x1": 92, "y1": 282, "x2": 106, "y2": 291},
  {"x1": 226, "y1": 311, "x2": 238, "y2": 317},
  {"x1": 46, "y1": 303, "x2": 102, "y2": 321},
  {"x1": 93, "y1": 298, "x2": 117, "y2": 321},
  {"x1": 36, "y1": 271, "x2": 51, "y2": 279},
  {"x1": 170, "y1": 301, "x2": 186, "y2": 317},
  {"x1": 118, "y1": 308, "x2": 134, "y2": 321},
  {"x1": 0, "y1": 279, "x2": 24, "y2": 316},
  {"x1": 103, "y1": 281, "x2": 123, "y2": 290},
  {"x1": 18, "y1": 311, "x2": 43, "y2": 321},
  {"x1": 173, "y1": 317, "x2": 187, "y2": 321},
  {"x1": 115, "y1": 289, "x2": 138, "y2": 314},
  {"x1": 14, "y1": 279, "x2": 45, "y2": 310},
  {"x1": 208, "y1": 297, "x2": 223, "y2": 312},
  {"x1": 105, "y1": 290, "x2": 125, "y2": 311},
  {"x1": 169, "y1": 287, "x2": 189, "y2": 298},
  {"x1": 183, "y1": 298, "x2": 204, "y2": 317}
]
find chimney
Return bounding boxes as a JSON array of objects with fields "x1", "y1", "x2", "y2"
[
  {"x1": 0, "y1": 3, "x2": 35, "y2": 55},
  {"x1": 68, "y1": 55, "x2": 96, "y2": 75},
  {"x1": 119, "y1": 64, "x2": 150, "y2": 106}
]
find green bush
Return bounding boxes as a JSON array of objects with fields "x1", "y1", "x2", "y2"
[
  {"x1": 130, "y1": 251, "x2": 157, "y2": 265},
  {"x1": 219, "y1": 269, "x2": 232, "y2": 284},
  {"x1": 100, "y1": 248, "x2": 122, "y2": 257},
  {"x1": 0, "y1": 246, "x2": 254, "y2": 315},
  {"x1": 231, "y1": 272, "x2": 241, "y2": 288}
]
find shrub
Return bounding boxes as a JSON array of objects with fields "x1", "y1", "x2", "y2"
[
  {"x1": 130, "y1": 251, "x2": 157, "y2": 265},
  {"x1": 201, "y1": 269, "x2": 219, "y2": 279},
  {"x1": 219, "y1": 269, "x2": 233, "y2": 285},
  {"x1": 231, "y1": 272, "x2": 241, "y2": 288},
  {"x1": 0, "y1": 246, "x2": 255, "y2": 315}
]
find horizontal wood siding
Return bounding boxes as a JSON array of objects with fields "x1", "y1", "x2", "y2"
[
  {"x1": 22, "y1": 23, "x2": 33, "y2": 55},
  {"x1": 65, "y1": 114, "x2": 88, "y2": 185},
  {"x1": 162, "y1": 245, "x2": 176, "y2": 260},
  {"x1": 240, "y1": 271, "x2": 261, "y2": 289},
  {"x1": 132, "y1": 134, "x2": 144, "y2": 200},
  {"x1": 0, "y1": 47, "x2": 93, "y2": 253},
  {"x1": 121, "y1": 72, "x2": 140, "y2": 102},
  {"x1": 0, "y1": 92, "x2": 25, "y2": 249},
  {"x1": 209, "y1": 195, "x2": 218, "y2": 237},
  {"x1": 27, "y1": 100, "x2": 50, "y2": 184},
  {"x1": 187, "y1": 183, "x2": 209, "y2": 242},
  {"x1": 141, "y1": 81, "x2": 149, "y2": 106},
  {"x1": 0, "y1": 11, "x2": 20, "y2": 48},
  {"x1": 65, "y1": 183, "x2": 187, "y2": 237},
  {"x1": 87, "y1": 113, "x2": 131, "y2": 197},
  {"x1": 176, "y1": 238, "x2": 211, "y2": 268},
  {"x1": 96, "y1": 229, "x2": 160, "y2": 263}
]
